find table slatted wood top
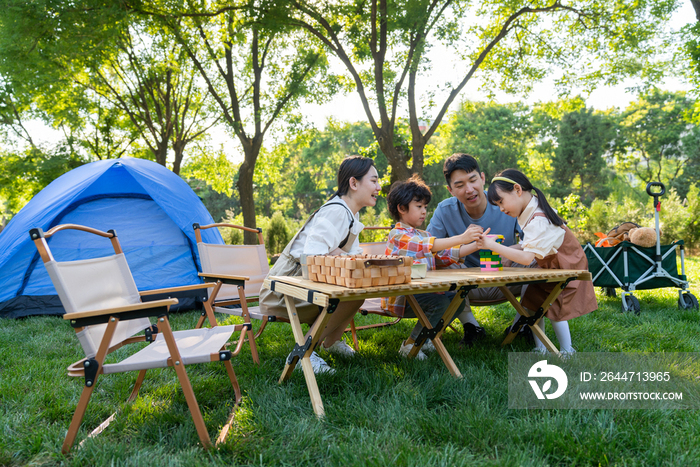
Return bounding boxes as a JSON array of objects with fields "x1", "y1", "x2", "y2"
[{"x1": 266, "y1": 268, "x2": 591, "y2": 302}]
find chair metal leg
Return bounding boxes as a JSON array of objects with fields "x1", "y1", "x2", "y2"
[
  {"x1": 127, "y1": 369, "x2": 147, "y2": 403},
  {"x1": 350, "y1": 319, "x2": 359, "y2": 351},
  {"x1": 158, "y1": 317, "x2": 213, "y2": 449},
  {"x1": 253, "y1": 316, "x2": 270, "y2": 339},
  {"x1": 63, "y1": 317, "x2": 120, "y2": 454},
  {"x1": 238, "y1": 287, "x2": 260, "y2": 364},
  {"x1": 216, "y1": 359, "x2": 242, "y2": 446},
  {"x1": 62, "y1": 384, "x2": 97, "y2": 454}
]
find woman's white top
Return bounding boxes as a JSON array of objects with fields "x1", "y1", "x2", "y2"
[
  {"x1": 517, "y1": 195, "x2": 566, "y2": 259},
  {"x1": 289, "y1": 197, "x2": 364, "y2": 259}
]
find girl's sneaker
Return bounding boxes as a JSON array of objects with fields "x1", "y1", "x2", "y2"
[
  {"x1": 421, "y1": 339, "x2": 436, "y2": 353},
  {"x1": 399, "y1": 341, "x2": 427, "y2": 361},
  {"x1": 323, "y1": 339, "x2": 356, "y2": 357},
  {"x1": 293, "y1": 351, "x2": 336, "y2": 374}
]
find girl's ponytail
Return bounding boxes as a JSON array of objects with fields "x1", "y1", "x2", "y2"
[
  {"x1": 488, "y1": 168, "x2": 564, "y2": 226},
  {"x1": 532, "y1": 186, "x2": 564, "y2": 227}
]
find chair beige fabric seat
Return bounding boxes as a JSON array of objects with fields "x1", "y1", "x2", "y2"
[{"x1": 104, "y1": 325, "x2": 236, "y2": 373}]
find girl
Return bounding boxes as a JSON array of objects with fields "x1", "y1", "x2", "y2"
[
  {"x1": 476, "y1": 169, "x2": 597, "y2": 354},
  {"x1": 258, "y1": 156, "x2": 381, "y2": 374}
]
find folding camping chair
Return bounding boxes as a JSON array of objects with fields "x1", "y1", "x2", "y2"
[
  {"x1": 30, "y1": 224, "x2": 245, "y2": 454},
  {"x1": 194, "y1": 222, "x2": 272, "y2": 364}
]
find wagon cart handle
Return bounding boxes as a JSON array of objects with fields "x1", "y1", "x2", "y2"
[
  {"x1": 363, "y1": 258, "x2": 404, "y2": 267},
  {"x1": 646, "y1": 182, "x2": 665, "y2": 212}
]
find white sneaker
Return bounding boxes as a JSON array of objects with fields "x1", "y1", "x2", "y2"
[
  {"x1": 293, "y1": 351, "x2": 336, "y2": 374},
  {"x1": 559, "y1": 347, "x2": 576, "y2": 360},
  {"x1": 532, "y1": 346, "x2": 549, "y2": 355},
  {"x1": 323, "y1": 339, "x2": 356, "y2": 357},
  {"x1": 399, "y1": 341, "x2": 427, "y2": 361},
  {"x1": 421, "y1": 339, "x2": 436, "y2": 353}
]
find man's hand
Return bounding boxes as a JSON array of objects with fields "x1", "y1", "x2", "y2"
[{"x1": 461, "y1": 224, "x2": 484, "y2": 244}]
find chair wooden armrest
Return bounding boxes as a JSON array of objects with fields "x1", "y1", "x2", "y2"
[
  {"x1": 139, "y1": 283, "x2": 215, "y2": 296},
  {"x1": 63, "y1": 298, "x2": 179, "y2": 320},
  {"x1": 198, "y1": 272, "x2": 250, "y2": 281}
]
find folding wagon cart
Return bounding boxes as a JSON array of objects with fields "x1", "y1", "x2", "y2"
[{"x1": 583, "y1": 182, "x2": 697, "y2": 314}]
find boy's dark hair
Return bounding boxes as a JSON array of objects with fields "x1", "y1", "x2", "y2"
[
  {"x1": 387, "y1": 174, "x2": 432, "y2": 221},
  {"x1": 487, "y1": 168, "x2": 564, "y2": 227},
  {"x1": 443, "y1": 153, "x2": 481, "y2": 186}
]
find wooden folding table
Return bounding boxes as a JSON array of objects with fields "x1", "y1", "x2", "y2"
[{"x1": 264, "y1": 267, "x2": 591, "y2": 417}]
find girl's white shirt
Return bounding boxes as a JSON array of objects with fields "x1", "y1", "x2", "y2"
[
  {"x1": 517, "y1": 195, "x2": 566, "y2": 259},
  {"x1": 289, "y1": 197, "x2": 365, "y2": 259}
]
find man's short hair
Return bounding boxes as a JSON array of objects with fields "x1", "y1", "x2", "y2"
[
  {"x1": 443, "y1": 153, "x2": 481, "y2": 186},
  {"x1": 387, "y1": 175, "x2": 432, "y2": 222}
]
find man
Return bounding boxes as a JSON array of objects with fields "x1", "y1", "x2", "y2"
[{"x1": 427, "y1": 153, "x2": 529, "y2": 346}]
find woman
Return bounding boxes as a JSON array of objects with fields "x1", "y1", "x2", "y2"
[{"x1": 259, "y1": 156, "x2": 381, "y2": 374}]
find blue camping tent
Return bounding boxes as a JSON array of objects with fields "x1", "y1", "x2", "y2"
[{"x1": 0, "y1": 157, "x2": 225, "y2": 318}]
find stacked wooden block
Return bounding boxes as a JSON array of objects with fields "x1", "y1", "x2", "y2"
[
  {"x1": 480, "y1": 234, "x2": 504, "y2": 271},
  {"x1": 305, "y1": 254, "x2": 412, "y2": 288}
]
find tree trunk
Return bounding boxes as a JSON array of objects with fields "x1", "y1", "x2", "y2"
[
  {"x1": 172, "y1": 140, "x2": 185, "y2": 175},
  {"x1": 374, "y1": 126, "x2": 412, "y2": 186},
  {"x1": 691, "y1": 0, "x2": 700, "y2": 21},
  {"x1": 154, "y1": 138, "x2": 169, "y2": 167},
  {"x1": 410, "y1": 139, "x2": 425, "y2": 180},
  {"x1": 237, "y1": 147, "x2": 259, "y2": 245}
]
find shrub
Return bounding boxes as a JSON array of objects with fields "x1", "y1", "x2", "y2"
[
  {"x1": 550, "y1": 194, "x2": 589, "y2": 240},
  {"x1": 584, "y1": 196, "x2": 647, "y2": 244},
  {"x1": 266, "y1": 211, "x2": 291, "y2": 255},
  {"x1": 658, "y1": 189, "x2": 690, "y2": 245},
  {"x1": 219, "y1": 211, "x2": 244, "y2": 245},
  {"x1": 359, "y1": 206, "x2": 394, "y2": 243}
]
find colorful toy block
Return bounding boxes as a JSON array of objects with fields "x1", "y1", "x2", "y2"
[{"x1": 480, "y1": 234, "x2": 504, "y2": 272}]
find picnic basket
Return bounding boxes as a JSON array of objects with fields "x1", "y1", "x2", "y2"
[{"x1": 302, "y1": 254, "x2": 412, "y2": 288}]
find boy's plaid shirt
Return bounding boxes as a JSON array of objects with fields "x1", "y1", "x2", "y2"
[{"x1": 381, "y1": 222, "x2": 461, "y2": 316}]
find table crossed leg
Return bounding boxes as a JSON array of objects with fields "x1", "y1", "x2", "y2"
[
  {"x1": 403, "y1": 287, "x2": 469, "y2": 378},
  {"x1": 499, "y1": 283, "x2": 566, "y2": 356},
  {"x1": 278, "y1": 295, "x2": 335, "y2": 418}
]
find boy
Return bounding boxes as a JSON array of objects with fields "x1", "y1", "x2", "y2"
[{"x1": 384, "y1": 175, "x2": 483, "y2": 359}]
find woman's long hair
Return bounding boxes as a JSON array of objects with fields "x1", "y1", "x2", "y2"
[
  {"x1": 330, "y1": 155, "x2": 376, "y2": 200},
  {"x1": 487, "y1": 169, "x2": 564, "y2": 226}
]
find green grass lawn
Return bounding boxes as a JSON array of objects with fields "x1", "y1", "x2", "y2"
[{"x1": 1, "y1": 258, "x2": 700, "y2": 466}]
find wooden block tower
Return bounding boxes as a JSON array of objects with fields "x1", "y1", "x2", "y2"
[{"x1": 480, "y1": 234, "x2": 504, "y2": 271}]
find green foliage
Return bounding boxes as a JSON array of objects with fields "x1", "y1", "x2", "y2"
[
  {"x1": 187, "y1": 179, "x2": 240, "y2": 224},
  {"x1": 266, "y1": 211, "x2": 291, "y2": 256},
  {"x1": 181, "y1": 150, "x2": 237, "y2": 197},
  {"x1": 358, "y1": 207, "x2": 394, "y2": 243},
  {"x1": 616, "y1": 89, "x2": 700, "y2": 199},
  {"x1": 552, "y1": 107, "x2": 614, "y2": 204},
  {"x1": 438, "y1": 100, "x2": 529, "y2": 181},
  {"x1": 255, "y1": 121, "x2": 381, "y2": 219},
  {"x1": 220, "y1": 210, "x2": 302, "y2": 253},
  {"x1": 685, "y1": 184, "x2": 700, "y2": 249},
  {"x1": 0, "y1": 146, "x2": 85, "y2": 216},
  {"x1": 579, "y1": 186, "x2": 699, "y2": 248},
  {"x1": 549, "y1": 194, "x2": 590, "y2": 239},
  {"x1": 658, "y1": 188, "x2": 691, "y2": 245},
  {"x1": 585, "y1": 196, "x2": 648, "y2": 244}
]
